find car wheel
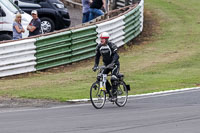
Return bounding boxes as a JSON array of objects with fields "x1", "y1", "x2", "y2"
[
  {"x1": 0, "y1": 34, "x2": 12, "y2": 41},
  {"x1": 40, "y1": 17, "x2": 55, "y2": 33}
]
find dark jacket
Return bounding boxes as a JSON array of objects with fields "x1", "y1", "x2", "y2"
[
  {"x1": 95, "y1": 42, "x2": 119, "y2": 66},
  {"x1": 90, "y1": 0, "x2": 103, "y2": 9}
]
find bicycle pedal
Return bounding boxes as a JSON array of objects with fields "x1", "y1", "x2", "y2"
[
  {"x1": 109, "y1": 97, "x2": 117, "y2": 102},
  {"x1": 108, "y1": 97, "x2": 112, "y2": 101}
]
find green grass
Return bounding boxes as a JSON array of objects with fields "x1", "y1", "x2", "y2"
[{"x1": 0, "y1": 0, "x2": 200, "y2": 101}]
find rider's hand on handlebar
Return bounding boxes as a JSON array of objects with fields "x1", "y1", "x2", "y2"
[
  {"x1": 107, "y1": 63, "x2": 115, "y2": 69},
  {"x1": 92, "y1": 66, "x2": 98, "y2": 72}
]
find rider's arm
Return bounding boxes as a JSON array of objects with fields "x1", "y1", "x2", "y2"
[
  {"x1": 95, "y1": 45, "x2": 101, "y2": 66},
  {"x1": 112, "y1": 52, "x2": 119, "y2": 64},
  {"x1": 110, "y1": 43, "x2": 119, "y2": 64}
]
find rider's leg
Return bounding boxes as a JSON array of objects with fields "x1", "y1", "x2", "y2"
[
  {"x1": 106, "y1": 81, "x2": 112, "y2": 97},
  {"x1": 111, "y1": 65, "x2": 120, "y2": 98},
  {"x1": 111, "y1": 75, "x2": 118, "y2": 96}
]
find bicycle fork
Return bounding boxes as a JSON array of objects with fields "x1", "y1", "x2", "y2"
[{"x1": 100, "y1": 74, "x2": 107, "y2": 91}]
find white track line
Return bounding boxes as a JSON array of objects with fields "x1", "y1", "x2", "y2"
[
  {"x1": 128, "y1": 87, "x2": 200, "y2": 100},
  {"x1": 1, "y1": 87, "x2": 200, "y2": 114},
  {"x1": 68, "y1": 87, "x2": 200, "y2": 102}
]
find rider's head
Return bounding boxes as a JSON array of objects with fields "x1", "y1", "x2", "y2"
[{"x1": 100, "y1": 32, "x2": 109, "y2": 45}]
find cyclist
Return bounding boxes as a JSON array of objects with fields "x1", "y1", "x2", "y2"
[{"x1": 92, "y1": 32, "x2": 120, "y2": 100}]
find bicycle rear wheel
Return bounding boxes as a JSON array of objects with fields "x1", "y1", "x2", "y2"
[
  {"x1": 90, "y1": 81, "x2": 106, "y2": 109},
  {"x1": 115, "y1": 81, "x2": 128, "y2": 107}
]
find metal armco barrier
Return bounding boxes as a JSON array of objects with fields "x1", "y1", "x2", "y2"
[
  {"x1": 113, "y1": 0, "x2": 140, "y2": 9},
  {"x1": 35, "y1": 31, "x2": 72, "y2": 70},
  {"x1": 123, "y1": 4, "x2": 142, "y2": 43},
  {"x1": 0, "y1": 39, "x2": 36, "y2": 77},
  {"x1": 96, "y1": 16, "x2": 125, "y2": 47},
  {"x1": 35, "y1": 26, "x2": 97, "y2": 71},
  {"x1": 115, "y1": 0, "x2": 126, "y2": 8},
  {"x1": 0, "y1": 0, "x2": 144, "y2": 77},
  {"x1": 139, "y1": 0, "x2": 144, "y2": 32},
  {"x1": 71, "y1": 25, "x2": 97, "y2": 63}
]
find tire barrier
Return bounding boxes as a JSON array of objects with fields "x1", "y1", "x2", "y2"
[{"x1": 0, "y1": 0, "x2": 144, "y2": 77}]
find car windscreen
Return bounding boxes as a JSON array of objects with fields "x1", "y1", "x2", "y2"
[
  {"x1": 0, "y1": 0, "x2": 22, "y2": 14},
  {"x1": 48, "y1": 0, "x2": 62, "y2": 4}
]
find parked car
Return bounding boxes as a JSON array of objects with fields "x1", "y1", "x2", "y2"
[
  {"x1": 13, "y1": 0, "x2": 71, "y2": 33},
  {"x1": 0, "y1": 0, "x2": 31, "y2": 41}
]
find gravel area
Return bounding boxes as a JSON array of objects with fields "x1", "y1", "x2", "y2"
[{"x1": 0, "y1": 96, "x2": 69, "y2": 109}]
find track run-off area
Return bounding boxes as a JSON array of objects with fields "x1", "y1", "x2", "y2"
[{"x1": 0, "y1": 88, "x2": 200, "y2": 133}]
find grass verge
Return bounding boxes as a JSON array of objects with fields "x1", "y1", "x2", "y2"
[{"x1": 0, "y1": 0, "x2": 200, "y2": 101}]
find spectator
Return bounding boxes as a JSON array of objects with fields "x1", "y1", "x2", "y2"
[
  {"x1": 88, "y1": 0, "x2": 106, "y2": 21},
  {"x1": 27, "y1": 10, "x2": 41, "y2": 37},
  {"x1": 82, "y1": 0, "x2": 91, "y2": 23},
  {"x1": 13, "y1": 13, "x2": 25, "y2": 40}
]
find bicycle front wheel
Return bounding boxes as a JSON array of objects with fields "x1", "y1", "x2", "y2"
[
  {"x1": 90, "y1": 81, "x2": 106, "y2": 109},
  {"x1": 115, "y1": 81, "x2": 128, "y2": 107}
]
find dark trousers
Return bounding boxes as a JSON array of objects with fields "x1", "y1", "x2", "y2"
[
  {"x1": 82, "y1": 11, "x2": 90, "y2": 23},
  {"x1": 88, "y1": 8, "x2": 104, "y2": 21},
  {"x1": 103, "y1": 65, "x2": 120, "y2": 96}
]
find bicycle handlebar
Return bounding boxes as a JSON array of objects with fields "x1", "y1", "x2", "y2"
[
  {"x1": 96, "y1": 66, "x2": 112, "y2": 76},
  {"x1": 97, "y1": 65, "x2": 114, "y2": 70},
  {"x1": 96, "y1": 66, "x2": 106, "y2": 70}
]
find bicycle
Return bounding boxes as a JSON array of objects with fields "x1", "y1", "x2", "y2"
[{"x1": 90, "y1": 66, "x2": 130, "y2": 109}]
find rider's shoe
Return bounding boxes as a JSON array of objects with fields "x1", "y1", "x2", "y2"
[
  {"x1": 107, "y1": 89, "x2": 117, "y2": 101},
  {"x1": 108, "y1": 96, "x2": 117, "y2": 102},
  {"x1": 111, "y1": 94, "x2": 117, "y2": 101},
  {"x1": 108, "y1": 93, "x2": 117, "y2": 102},
  {"x1": 108, "y1": 95, "x2": 112, "y2": 101},
  {"x1": 110, "y1": 89, "x2": 117, "y2": 101}
]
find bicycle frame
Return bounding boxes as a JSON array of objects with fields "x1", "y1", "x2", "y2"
[
  {"x1": 90, "y1": 66, "x2": 129, "y2": 108},
  {"x1": 96, "y1": 66, "x2": 112, "y2": 91}
]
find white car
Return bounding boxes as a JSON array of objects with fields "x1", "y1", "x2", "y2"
[{"x1": 0, "y1": 0, "x2": 32, "y2": 41}]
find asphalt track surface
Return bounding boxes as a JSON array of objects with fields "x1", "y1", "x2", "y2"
[{"x1": 0, "y1": 88, "x2": 200, "y2": 133}]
